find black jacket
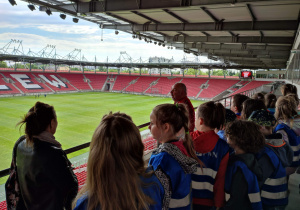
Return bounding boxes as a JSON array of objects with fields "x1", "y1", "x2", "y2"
[
  {"x1": 16, "y1": 136, "x2": 78, "y2": 210},
  {"x1": 224, "y1": 153, "x2": 263, "y2": 210}
]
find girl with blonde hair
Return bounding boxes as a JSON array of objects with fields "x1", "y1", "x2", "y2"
[
  {"x1": 73, "y1": 112, "x2": 164, "y2": 210},
  {"x1": 274, "y1": 95, "x2": 300, "y2": 175}
]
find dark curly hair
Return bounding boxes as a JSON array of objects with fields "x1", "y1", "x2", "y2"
[{"x1": 225, "y1": 120, "x2": 265, "y2": 153}]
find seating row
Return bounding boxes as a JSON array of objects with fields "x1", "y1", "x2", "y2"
[{"x1": 0, "y1": 71, "x2": 267, "y2": 99}]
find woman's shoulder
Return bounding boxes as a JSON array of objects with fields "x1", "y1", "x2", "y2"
[{"x1": 73, "y1": 194, "x2": 89, "y2": 210}]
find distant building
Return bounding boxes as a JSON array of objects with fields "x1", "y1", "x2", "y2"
[{"x1": 148, "y1": 56, "x2": 174, "y2": 74}]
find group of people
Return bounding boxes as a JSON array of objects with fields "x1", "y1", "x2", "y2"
[{"x1": 6, "y1": 82, "x2": 300, "y2": 210}]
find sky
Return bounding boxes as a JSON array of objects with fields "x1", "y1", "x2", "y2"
[{"x1": 0, "y1": 0, "x2": 207, "y2": 63}]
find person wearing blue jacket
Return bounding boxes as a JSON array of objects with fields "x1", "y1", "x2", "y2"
[
  {"x1": 249, "y1": 110, "x2": 293, "y2": 210},
  {"x1": 148, "y1": 103, "x2": 203, "y2": 210},
  {"x1": 224, "y1": 120, "x2": 265, "y2": 210}
]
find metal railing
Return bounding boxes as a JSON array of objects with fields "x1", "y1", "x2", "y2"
[{"x1": 0, "y1": 87, "x2": 261, "y2": 178}]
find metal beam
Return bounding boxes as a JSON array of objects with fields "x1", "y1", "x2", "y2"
[
  {"x1": 172, "y1": 43, "x2": 291, "y2": 51},
  {"x1": 106, "y1": 12, "x2": 135, "y2": 24},
  {"x1": 163, "y1": 9, "x2": 188, "y2": 23},
  {"x1": 201, "y1": 7, "x2": 218, "y2": 22},
  {"x1": 166, "y1": 36, "x2": 293, "y2": 44},
  {"x1": 209, "y1": 53, "x2": 287, "y2": 59},
  {"x1": 131, "y1": 11, "x2": 160, "y2": 24},
  {"x1": 246, "y1": 4, "x2": 256, "y2": 21},
  {"x1": 201, "y1": 49, "x2": 290, "y2": 57},
  {"x1": 102, "y1": 20, "x2": 298, "y2": 31},
  {"x1": 223, "y1": 56, "x2": 286, "y2": 62},
  {"x1": 52, "y1": 0, "x2": 290, "y2": 13}
]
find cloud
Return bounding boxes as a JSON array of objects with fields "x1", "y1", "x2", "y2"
[
  {"x1": 0, "y1": 32, "x2": 187, "y2": 62},
  {"x1": 36, "y1": 24, "x2": 99, "y2": 34},
  {"x1": 0, "y1": 2, "x2": 192, "y2": 62}
]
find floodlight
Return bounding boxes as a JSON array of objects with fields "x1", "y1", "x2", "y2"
[
  {"x1": 27, "y1": 4, "x2": 35, "y2": 11},
  {"x1": 162, "y1": 44, "x2": 165, "y2": 47},
  {"x1": 138, "y1": 36, "x2": 141, "y2": 40},
  {"x1": 8, "y1": 0, "x2": 17, "y2": 6},
  {"x1": 73, "y1": 18, "x2": 79, "y2": 23},
  {"x1": 158, "y1": 43, "x2": 161, "y2": 46},
  {"x1": 60, "y1": 14, "x2": 66, "y2": 20},
  {"x1": 154, "y1": 42, "x2": 157, "y2": 45},
  {"x1": 46, "y1": 9, "x2": 52, "y2": 16},
  {"x1": 115, "y1": 30, "x2": 119, "y2": 35}
]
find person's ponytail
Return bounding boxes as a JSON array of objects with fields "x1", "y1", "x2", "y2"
[{"x1": 17, "y1": 101, "x2": 56, "y2": 145}]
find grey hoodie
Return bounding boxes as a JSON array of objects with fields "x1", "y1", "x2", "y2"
[{"x1": 257, "y1": 133, "x2": 293, "y2": 186}]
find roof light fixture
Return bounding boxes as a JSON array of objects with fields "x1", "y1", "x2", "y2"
[
  {"x1": 46, "y1": 9, "x2": 52, "y2": 16},
  {"x1": 73, "y1": 18, "x2": 79, "y2": 23},
  {"x1": 8, "y1": 0, "x2": 17, "y2": 6},
  {"x1": 60, "y1": 14, "x2": 66, "y2": 20},
  {"x1": 27, "y1": 4, "x2": 35, "y2": 11}
]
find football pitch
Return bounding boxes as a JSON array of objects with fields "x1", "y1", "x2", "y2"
[{"x1": 0, "y1": 92, "x2": 204, "y2": 175}]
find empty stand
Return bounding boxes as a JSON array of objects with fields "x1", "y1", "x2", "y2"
[
  {"x1": 112, "y1": 75, "x2": 138, "y2": 91},
  {"x1": 84, "y1": 74, "x2": 108, "y2": 90},
  {"x1": 181, "y1": 78, "x2": 208, "y2": 97},
  {"x1": 124, "y1": 76, "x2": 158, "y2": 93},
  {"x1": 198, "y1": 79, "x2": 239, "y2": 99},
  {"x1": 58, "y1": 73, "x2": 91, "y2": 91},
  {"x1": 231, "y1": 81, "x2": 272, "y2": 95},
  {"x1": 145, "y1": 77, "x2": 181, "y2": 95}
]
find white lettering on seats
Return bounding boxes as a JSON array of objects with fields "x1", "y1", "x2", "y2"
[
  {"x1": 39, "y1": 75, "x2": 67, "y2": 88},
  {"x1": 0, "y1": 85, "x2": 10, "y2": 90},
  {"x1": 10, "y1": 74, "x2": 42, "y2": 89}
]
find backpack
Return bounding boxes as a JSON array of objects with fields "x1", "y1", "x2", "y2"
[
  {"x1": 274, "y1": 123, "x2": 300, "y2": 167},
  {"x1": 5, "y1": 136, "x2": 25, "y2": 210}
]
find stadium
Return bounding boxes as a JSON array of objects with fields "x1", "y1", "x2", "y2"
[{"x1": 0, "y1": 0, "x2": 300, "y2": 209}]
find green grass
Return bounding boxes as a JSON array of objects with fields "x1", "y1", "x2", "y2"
[{"x1": 0, "y1": 92, "x2": 204, "y2": 184}]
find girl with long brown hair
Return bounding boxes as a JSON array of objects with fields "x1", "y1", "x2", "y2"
[
  {"x1": 148, "y1": 103, "x2": 203, "y2": 210},
  {"x1": 73, "y1": 112, "x2": 164, "y2": 210}
]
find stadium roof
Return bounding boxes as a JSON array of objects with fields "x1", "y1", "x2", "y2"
[{"x1": 20, "y1": 0, "x2": 300, "y2": 70}]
